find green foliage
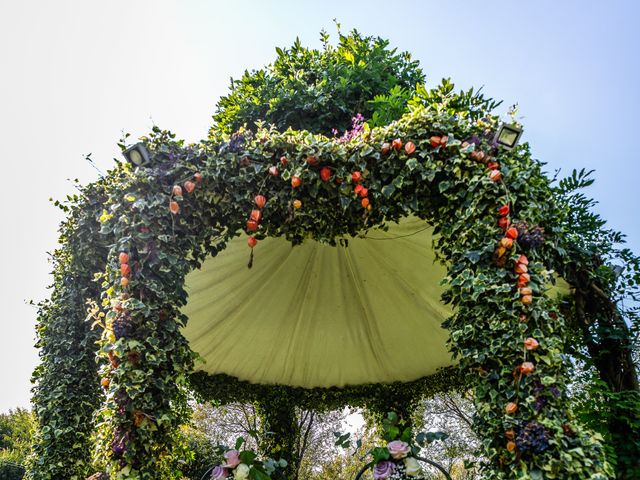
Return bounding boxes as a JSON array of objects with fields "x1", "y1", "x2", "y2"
[
  {"x1": 408, "y1": 79, "x2": 502, "y2": 122},
  {"x1": 178, "y1": 427, "x2": 218, "y2": 480},
  {"x1": 212, "y1": 28, "x2": 423, "y2": 136},
  {"x1": 368, "y1": 78, "x2": 503, "y2": 128},
  {"x1": 368, "y1": 85, "x2": 413, "y2": 128},
  {"x1": 0, "y1": 461, "x2": 25, "y2": 480},
  {"x1": 549, "y1": 167, "x2": 640, "y2": 477},
  {"x1": 0, "y1": 409, "x2": 34, "y2": 465},
  {"x1": 189, "y1": 368, "x2": 464, "y2": 414},
  {"x1": 27, "y1": 175, "x2": 122, "y2": 480}
]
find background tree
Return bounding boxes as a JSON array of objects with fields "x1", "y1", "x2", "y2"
[
  {"x1": 211, "y1": 26, "x2": 423, "y2": 136},
  {"x1": 0, "y1": 408, "x2": 34, "y2": 480},
  {"x1": 190, "y1": 403, "x2": 351, "y2": 480}
]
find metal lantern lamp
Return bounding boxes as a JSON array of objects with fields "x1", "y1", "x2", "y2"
[
  {"x1": 495, "y1": 123, "x2": 523, "y2": 150},
  {"x1": 123, "y1": 143, "x2": 151, "y2": 167}
]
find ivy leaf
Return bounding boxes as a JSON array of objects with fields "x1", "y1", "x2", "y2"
[
  {"x1": 406, "y1": 158, "x2": 419, "y2": 171},
  {"x1": 239, "y1": 450, "x2": 257, "y2": 464},
  {"x1": 381, "y1": 184, "x2": 396, "y2": 198}
]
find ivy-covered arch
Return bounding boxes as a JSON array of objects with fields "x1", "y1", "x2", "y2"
[{"x1": 27, "y1": 103, "x2": 629, "y2": 480}]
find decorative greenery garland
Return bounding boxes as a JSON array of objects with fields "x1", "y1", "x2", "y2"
[
  {"x1": 29, "y1": 104, "x2": 621, "y2": 479},
  {"x1": 189, "y1": 368, "x2": 464, "y2": 414}
]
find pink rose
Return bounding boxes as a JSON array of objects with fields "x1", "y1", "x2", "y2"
[
  {"x1": 223, "y1": 449, "x2": 241, "y2": 468},
  {"x1": 387, "y1": 440, "x2": 411, "y2": 459}
]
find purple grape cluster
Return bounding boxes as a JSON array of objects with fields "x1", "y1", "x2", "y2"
[
  {"x1": 516, "y1": 421, "x2": 550, "y2": 454},
  {"x1": 111, "y1": 428, "x2": 128, "y2": 457},
  {"x1": 227, "y1": 129, "x2": 253, "y2": 153},
  {"x1": 532, "y1": 381, "x2": 562, "y2": 411},
  {"x1": 515, "y1": 222, "x2": 545, "y2": 250},
  {"x1": 113, "y1": 315, "x2": 134, "y2": 339}
]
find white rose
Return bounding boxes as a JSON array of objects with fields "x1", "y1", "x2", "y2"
[
  {"x1": 404, "y1": 457, "x2": 422, "y2": 477},
  {"x1": 234, "y1": 463, "x2": 250, "y2": 480}
]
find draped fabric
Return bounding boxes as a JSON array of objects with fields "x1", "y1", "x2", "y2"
[{"x1": 182, "y1": 217, "x2": 456, "y2": 388}]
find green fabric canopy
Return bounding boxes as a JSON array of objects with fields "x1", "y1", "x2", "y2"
[{"x1": 182, "y1": 217, "x2": 456, "y2": 388}]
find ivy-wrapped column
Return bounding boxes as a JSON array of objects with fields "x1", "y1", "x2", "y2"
[
  {"x1": 28, "y1": 184, "x2": 110, "y2": 479},
  {"x1": 94, "y1": 136, "x2": 226, "y2": 479},
  {"x1": 363, "y1": 386, "x2": 423, "y2": 434},
  {"x1": 255, "y1": 396, "x2": 301, "y2": 480},
  {"x1": 434, "y1": 134, "x2": 613, "y2": 478}
]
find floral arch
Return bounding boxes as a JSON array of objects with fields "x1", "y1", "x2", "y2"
[{"x1": 28, "y1": 104, "x2": 636, "y2": 480}]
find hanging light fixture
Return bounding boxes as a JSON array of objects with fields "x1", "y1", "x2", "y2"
[
  {"x1": 494, "y1": 124, "x2": 523, "y2": 150},
  {"x1": 122, "y1": 143, "x2": 151, "y2": 167}
]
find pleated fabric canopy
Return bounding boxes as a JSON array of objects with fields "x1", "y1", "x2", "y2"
[{"x1": 181, "y1": 217, "x2": 455, "y2": 388}]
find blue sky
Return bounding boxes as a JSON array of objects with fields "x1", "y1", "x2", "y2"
[{"x1": 0, "y1": 0, "x2": 638, "y2": 411}]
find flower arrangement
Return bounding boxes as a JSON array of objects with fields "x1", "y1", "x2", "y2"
[
  {"x1": 205, "y1": 438, "x2": 286, "y2": 480},
  {"x1": 337, "y1": 412, "x2": 448, "y2": 480}
]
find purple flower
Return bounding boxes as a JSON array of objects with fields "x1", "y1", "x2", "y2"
[
  {"x1": 374, "y1": 460, "x2": 396, "y2": 479},
  {"x1": 387, "y1": 440, "x2": 411, "y2": 459},
  {"x1": 210, "y1": 465, "x2": 229, "y2": 479},
  {"x1": 335, "y1": 114, "x2": 366, "y2": 143}
]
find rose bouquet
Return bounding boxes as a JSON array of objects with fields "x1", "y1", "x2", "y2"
[
  {"x1": 205, "y1": 438, "x2": 286, "y2": 480},
  {"x1": 337, "y1": 412, "x2": 448, "y2": 480}
]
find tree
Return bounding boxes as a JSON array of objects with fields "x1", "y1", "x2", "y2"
[
  {"x1": 211, "y1": 26, "x2": 423, "y2": 136},
  {"x1": 190, "y1": 403, "x2": 351, "y2": 480},
  {"x1": 0, "y1": 408, "x2": 34, "y2": 480},
  {"x1": 415, "y1": 393, "x2": 479, "y2": 479}
]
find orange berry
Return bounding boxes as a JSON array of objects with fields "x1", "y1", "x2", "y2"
[
  {"x1": 519, "y1": 287, "x2": 533, "y2": 296},
  {"x1": 254, "y1": 195, "x2": 267, "y2": 209},
  {"x1": 184, "y1": 180, "x2": 196, "y2": 193},
  {"x1": 500, "y1": 237, "x2": 514, "y2": 249},
  {"x1": 404, "y1": 141, "x2": 416, "y2": 155},
  {"x1": 520, "y1": 362, "x2": 535, "y2": 375},
  {"x1": 250, "y1": 209, "x2": 262, "y2": 222},
  {"x1": 489, "y1": 170, "x2": 502, "y2": 182},
  {"x1": 247, "y1": 236, "x2": 257, "y2": 248},
  {"x1": 524, "y1": 337, "x2": 539, "y2": 350}
]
